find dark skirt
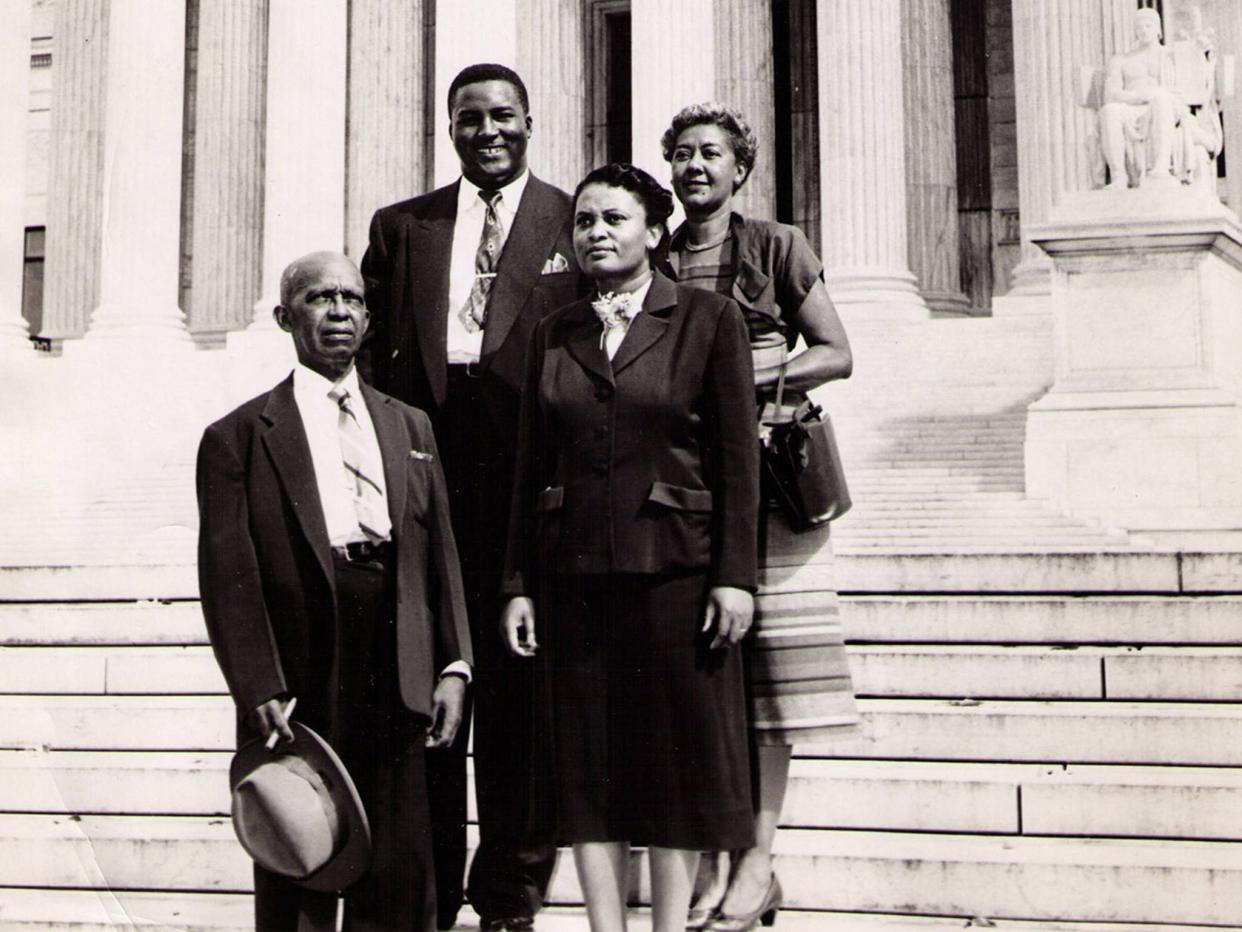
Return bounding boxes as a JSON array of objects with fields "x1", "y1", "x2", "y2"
[{"x1": 529, "y1": 572, "x2": 755, "y2": 851}]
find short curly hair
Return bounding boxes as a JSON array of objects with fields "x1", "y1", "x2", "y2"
[
  {"x1": 573, "y1": 163, "x2": 675, "y2": 229},
  {"x1": 660, "y1": 102, "x2": 759, "y2": 191},
  {"x1": 447, "y1": 63, "x2": 530, "y2": 115}
]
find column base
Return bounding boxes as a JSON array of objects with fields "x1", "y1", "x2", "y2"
[
  {"x1": 826, "y1": 269, "x2": 930, "y2": 321},
  {"x1": 923, "y1": 291, "x2": 974, "y2": 317},
  {"x1": 1006, "y1": 256, "x2": 1051, "y2": 296},
  {"x1": 70, "y1": 304, "x2": 196, "y2": 358}
]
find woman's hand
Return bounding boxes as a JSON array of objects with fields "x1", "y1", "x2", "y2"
[
  {"x1": 703, "y1": 586, "x2": 755, "y2": 649},
  {"x1": 501, "y1": 596, "x2": 539, "y2": 658}
]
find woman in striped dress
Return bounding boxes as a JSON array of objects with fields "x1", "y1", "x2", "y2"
[{"x1": 661, "y1": 103, "x2": 861, "y2": 931}]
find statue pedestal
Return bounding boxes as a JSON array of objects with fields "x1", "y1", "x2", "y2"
[{"x1": 1024, "y1": 191, "x2": 1242, "y2": 544}]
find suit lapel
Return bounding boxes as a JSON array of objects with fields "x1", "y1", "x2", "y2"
[
  {"x1": 611, "y1": 272, "x2": 677, "y2": 376},
  {"x1": 259, "y1": 378, "x2": 335, "y2": 593},
  {"x1": 409, "y1": 184, "x2": 458, "y2": 405},
  {"x1": 564, "y1": 299, "x2": 615, "y2": 386},
  {"x1": 481, "y1": 175, "x2": 564, "y2": 360},
  {"x1": 361, "y1": 384, "x2": 409, "y2": 531}
]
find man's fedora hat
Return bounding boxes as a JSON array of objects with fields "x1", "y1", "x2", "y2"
[{"x1": 229, "y1": 721, "x2": 371, "y2": 893}]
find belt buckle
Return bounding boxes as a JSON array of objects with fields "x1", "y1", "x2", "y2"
[{"x1": 464, "y1": 360, "x2": 480, "y2": 378}]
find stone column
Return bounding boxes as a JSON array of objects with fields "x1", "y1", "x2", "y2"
[
  {"x1": 518, "y1": 0, "x2": 587, "y2": 193},
  {"x1": 816, "y1": 0, "x2": 928, "y2": 319},
  {"x1": 347, "y1": 0, "x2": 427, "y2": 261},
  {"x1": 902, "y1": 0, "x2": 970, "y2": 315},
  {"x1": 432, "y1": 0, "x2": 518, "y2": 186},
  {"x1": 188, "y1": 0, "x2": 265, "y2": 343},
  {"x1": 41, "y1": 0, "x2": 108, "y2": 343},
  {"x1": 0, "y1": 0, "x2": 33, "y2": 352},
  {"x1": 243, "y1": 0, "x2": 348, "y2": 330},
  {"x1": 80, "y1": 0, "x2": 192, "y2": 348},
  {"x1": 1007, "y1": 0, "x2": 1133, "y2": 296},
  {"x1": 630, "y1": 0, "x2": 715, "y2": 196},
  {"x1": 714, "y1": 0, "x2": 776, "y2": 221}
]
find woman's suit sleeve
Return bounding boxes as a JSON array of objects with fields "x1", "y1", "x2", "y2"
[{"x1": 704, "y1": 297, "x2": 760, "y2": 590}]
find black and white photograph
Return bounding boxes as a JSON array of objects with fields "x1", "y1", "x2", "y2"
[{"x1": 1, "y1": 0, "x2": 1240, "y2": 929}]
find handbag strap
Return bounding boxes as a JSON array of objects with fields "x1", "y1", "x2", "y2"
[{"x1": 773, "y1": 340, "x2": 788, "y2": 412}]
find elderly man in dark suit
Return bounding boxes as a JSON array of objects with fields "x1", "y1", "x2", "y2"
[
  {"x1": 362, "y1": 63, "x2": 581, "y2": 931},
  {"x1": 197, "y1": 251, "x2": 472, "y2": 932}
]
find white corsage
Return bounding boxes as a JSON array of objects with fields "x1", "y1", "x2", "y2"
[{"x1": 591, "y1": 291, "x2": 642, "y2": 349}]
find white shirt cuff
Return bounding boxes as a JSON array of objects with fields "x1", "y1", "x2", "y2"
[{"x1": 439, "y1": 660, "x2": 473, "y2": 683}]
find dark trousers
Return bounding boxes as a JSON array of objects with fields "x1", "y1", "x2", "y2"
[
  {"x1": 427, "y1": 368, "x2": 557, "y2": 926},
  {"x1": 254, "y1": 556, "x2": 437, "y2": 932}
]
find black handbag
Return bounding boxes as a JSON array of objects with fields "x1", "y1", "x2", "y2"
[{"x1": 758, "y1": 346, "x2": 852, "y2": 530}]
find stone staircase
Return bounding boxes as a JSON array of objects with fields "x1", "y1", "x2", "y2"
[
  {"x1": 3, "y1": 551, "x2": 1242, "y2": 929},
  {"x1": 3, "y1": 313, "x2": 1242, "y2": 928}
]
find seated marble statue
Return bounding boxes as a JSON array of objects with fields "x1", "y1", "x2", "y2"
[{"x1": 1098, "y1": 7, "x2": 1223, "y2": 191}]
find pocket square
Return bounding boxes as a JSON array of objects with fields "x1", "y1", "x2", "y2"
[
  {"x1": 408, "y1": 450, "x2": 434, "y2": 462},
  {"x1": 541, "y1": 252, "x2": 570, "y2": 274}
]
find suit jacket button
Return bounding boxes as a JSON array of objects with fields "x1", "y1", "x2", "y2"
[
  {"x1": 591, "y1": 462, "x2": 608, "y2": 476},
  {"x1": 595, "y1": 386, "x2": 613, "y2": 401}
]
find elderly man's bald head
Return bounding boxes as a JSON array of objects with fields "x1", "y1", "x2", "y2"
[
  {"x1": 274, "y1": 251, "x2": 370, "y2": 381},
  {"x1": 279, "y1": 251, "x2": 363, "y2": 308}
]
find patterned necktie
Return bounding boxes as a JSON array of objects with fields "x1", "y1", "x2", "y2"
[
  {"x1": 459, "y1": 189, "x2": 504, "y2": 333},
  {"x1": 328, "y1": 387, "x2": 391, "y2": 544}
]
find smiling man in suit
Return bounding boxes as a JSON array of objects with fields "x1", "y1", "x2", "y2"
[
  {"x1": 197, "y1": 251, "x2": 472, "y2": 931},
  {"x1": 361, "y1": 63, "x2": 581, "y2": 931}
]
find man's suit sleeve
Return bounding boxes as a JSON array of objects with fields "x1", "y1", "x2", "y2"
[
  {"x1": 196, "y1": 423, "x2": 288, "y2": 715},
  {"x1": 414, "y1": 410, "x2": 473, "y2": 671},
  {"x1": 499, "y1": 319, "x2": 548, "y2": 598},
  {"x1": 359, "y1": 209, "x2": 392, "y2": 389},
  {"x1": 704, "y1": 298, "x2": 760, "y2": 591}
]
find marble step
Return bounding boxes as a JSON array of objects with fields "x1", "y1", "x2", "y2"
[
  {"x1": 0, "y1": 891, "x2": 1225, "y2": 932},
  {"x1": 5, "y1": 695, "x2": 1242, "y2": 766},
  {"x1": 2, "y1": 816, "x2": 1239, "y2": 924},
  {"x1": 6, "y1": 751, "x2": 1241, "y2": 844},
  {"x1": 10, "y1": 593, "x2": 1236, "y2": 651},
  {"x1": 839, "y1": 594, "x2": 1242, "y2": 644},
  {"x1": 6, "y1": 550, "x2": 1235, "y2": 602},
  {"x1": 809, "y1": 699, "x2": 1242, "y2": 767},
  {"x1": 6, "y1": 643, "x2": 1240, "y2": 702}
]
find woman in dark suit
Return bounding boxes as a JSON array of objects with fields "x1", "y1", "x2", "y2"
[
  {"x1": 661, "y1": 103, "x2": 859, "y2": 931},
  {"x1": 500, "y1": 163, "x2": 760, "y2": 932}
]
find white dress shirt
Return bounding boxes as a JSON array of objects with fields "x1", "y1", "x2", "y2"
[
  {"x1": 291, "y1": 363, "x2": 471, "y2": 683},
  {"x1": 292, "y1": 364, "x2": 390, "y2": 547},
  {"x1": 603, "y1": 278, "x2": 653, "y2": 361},
  {"x1": 446, "y1": 170, "x2": 531, "y2": 364}
]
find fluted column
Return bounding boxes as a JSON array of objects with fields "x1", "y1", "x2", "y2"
[
  {"x1": 432, "y1": 0, "x2": 518, "y2": 186},
  {"x1": 518, "y1": 0, "x2": 587, "y2": 193},
  {"x1": 1217, "y1": 0, "x2": 1242, "y2": 217},
  {"x1": 631, "y1": 0, "x2": 715, "y2": 195},
  {"x1": 41, "y1": 0, "x2": 108, "y2": 343},
  {"x1": 347, "y1": 0, "x2": 427, "y2": 261},
  {"x1": 714, "y1": 0, "x2": 776, "y2": 220},
  {"x1": 80, "y1": 0, "x2": 192, "y2": 348},
  {"x1": 188, "y1": 0, "x2": 265, "y2": 342},
  {"x1": 0, "y1": 0, "x2": 33, "y2": 352},
  {"x1": 1009, "y1": 0, "x2": 1133, "y2": 295},
  {"x1": 817, "y1": 0, "x2": 928, "y2": 319},
  {"x1": 243, "y1": 0, "x2": 348, "y2": 330},
  {"x1": 902, "y1": 0, "x2": 969, "y2": 315}
]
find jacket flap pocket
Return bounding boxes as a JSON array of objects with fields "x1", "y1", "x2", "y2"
[
  {"x1": 536, "y1": 486, "x2": 565, "y2": 512},
  {"x1": 648, "y1": 481, "x2": 713, "y2": 512},
  {"x1": 734, "y1": 258, "x2": 771, "y2": 303}
]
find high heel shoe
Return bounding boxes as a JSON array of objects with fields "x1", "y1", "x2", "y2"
[
  {"x1": 705, "y1": 874, "x2": 782, "y2": 931},
  {"x1": 685, "y1": 899, "x2": 721, "y2": 930}
]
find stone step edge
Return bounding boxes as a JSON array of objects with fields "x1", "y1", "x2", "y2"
[
  {"x1": 6, "y1": 551, "x2": 1241, "y2": 599},
  {"x1": 1, "y1": 891, "x2": 1218, "y2": 932}
]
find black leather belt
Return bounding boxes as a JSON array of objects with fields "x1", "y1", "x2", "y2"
[
  {"x1": 332, "y1": 539, "x2": 392, "y2": 566},
  {"x1": 447, "y1": 361, "x2": 482, "y2": 379}
]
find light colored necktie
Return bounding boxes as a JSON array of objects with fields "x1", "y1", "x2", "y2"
[
  {"x1": 459, "y1": 189, "x2": 504, "y2": 333},
  {"x1": 328, "y1": 387, "x2": 391, "y2": 544}
]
